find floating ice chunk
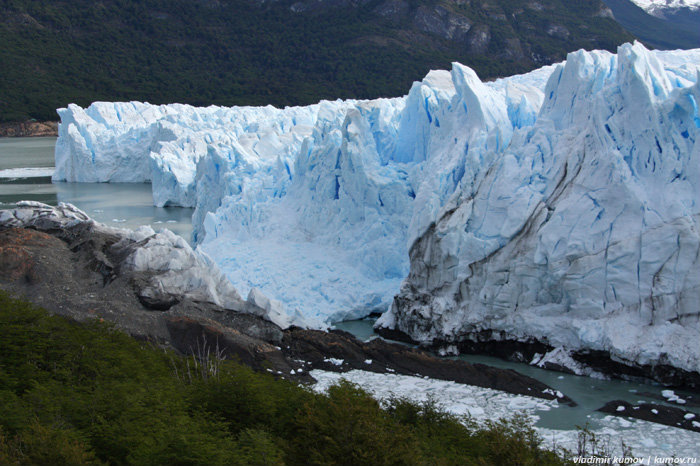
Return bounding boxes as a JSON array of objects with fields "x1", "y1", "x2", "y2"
[
  {"x1": 0, "y1": 167, "x2": 54, "y2": 179},
  {"x1": 323, "y1": 358, "x2": 344, "y2": 366}
]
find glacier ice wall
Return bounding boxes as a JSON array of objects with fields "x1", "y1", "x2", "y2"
[
  {"x1": 54, "y1": 63, "x2": 549, "y2": 326},
  {"x1": 55, "y1": 43, "x2": 700, "y2": 372},
  {"x1": 379, "y1": 43, "x2": 700, "y2": 374}
]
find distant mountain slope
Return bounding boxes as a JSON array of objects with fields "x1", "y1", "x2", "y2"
[
  {"x1": 1, "y1": 0, "x2": 633, "y2": 122},
  {"x1": 602, "y1": 0, "x2": 700, "y2": 49},
  {"x1": 628, "y1": 0, "x2": 700, "y2": 16}
]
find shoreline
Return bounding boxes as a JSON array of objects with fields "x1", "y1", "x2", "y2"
[{"x1": 0, "y1": 120, "x2": 58, "y2": 138}]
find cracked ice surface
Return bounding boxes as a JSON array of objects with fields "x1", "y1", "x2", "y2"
[
  {"x1": 311, "y1": 369, "x2": 700, "y2": 458},
  {"x1": 379, "y1": 43, "x2": 700, "y2": 374}
]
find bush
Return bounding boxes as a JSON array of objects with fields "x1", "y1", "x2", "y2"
[
  {"x1": 0, "y1": 290, "x2": 572, "y2": 465},
  {"x1": 290, "y1": 380, "x2": 417, "y2": 466},
  {"x1": 0, "y1": 422, "x2": 103, "y2": 466}
]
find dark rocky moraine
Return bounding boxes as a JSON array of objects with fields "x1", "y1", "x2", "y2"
[{"x1": 598, "y1": 400, "x2": 700, "y2": 433}]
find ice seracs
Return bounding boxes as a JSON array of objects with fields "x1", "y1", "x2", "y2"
[
  {"x1": 55, "y1": 42, "x2": 700, "y2": 382},
  {"x1": 379, "y1": 42, "x2": 700, "y2": 381}
]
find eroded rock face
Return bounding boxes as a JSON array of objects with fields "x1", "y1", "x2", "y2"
[
  {"x1": 0, "y1": 202, "x2": 286, "y2": 328},
  {"x1": 467, "y1": 23, "x2": 490, "y2": 53},
  {"x1": 373, "y1": 0, "x2": 410, "y2": 23},
  {"x1": 413, "y1": 5, "x2": 473, "y2": 42}
]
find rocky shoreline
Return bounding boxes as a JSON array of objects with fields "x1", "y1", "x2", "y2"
[
  {"x1": 0, "y1": 202, "x2": 571, "y2": 404},
  {"x1": 599, "y1": 400, "x2": 700, "y2": 433},
  {"x1": 375, "y1": 325, "x2": 700, "y2": 391},
  {"x1": 0, "y1": 120, "x2": 58, "y2": 137}
]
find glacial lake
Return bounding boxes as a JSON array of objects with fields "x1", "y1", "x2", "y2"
[
  {"x1": 0, "y1": 137, "x2": 194, "y2": 241},
  {"x1": 334, "y1": 319, "x2": 700, "y2": 428},
  {"x1": 2, "y1": 136, "x2": 699, "y2": 454}
]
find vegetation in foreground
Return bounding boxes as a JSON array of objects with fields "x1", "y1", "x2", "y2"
[{"x1": 0, "y1": 290, "x2": 571, "y2": 465}]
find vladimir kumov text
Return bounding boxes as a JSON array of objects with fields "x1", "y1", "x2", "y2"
[{"x1": 574, "y1": 457, "x2": 698, "y2": 464}]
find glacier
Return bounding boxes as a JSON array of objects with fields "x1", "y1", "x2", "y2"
[
  {"x1": 379, "y1": 44, "x2": 700, "y2": 379},
  {"x1": 53, "y1": 61, "x2": 553, "y2": 326},
  {"x1": 55, "y1": 42, "x2": 700, "y2": 379}
]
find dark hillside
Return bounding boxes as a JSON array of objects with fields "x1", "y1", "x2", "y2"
[
  {"x1": 601, "y1": 0, "x2": 699, "y2": 50},
  {"x1": 0, "y1": 0, "x2": 633, "y2": 122}
]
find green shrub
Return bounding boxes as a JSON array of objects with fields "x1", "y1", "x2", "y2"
[
  {"x1": 0, "y1": 422, "x2": 103, "y2": 466},
  {"x1": 0, "y1": 290, "x2": 572, "y2": 465},
  {"x1": 290, "y1": 380, "x2": 417, "y2": 466},
  {"x1": 233, "y1": 428, "x2": 286, "y2": 466}
]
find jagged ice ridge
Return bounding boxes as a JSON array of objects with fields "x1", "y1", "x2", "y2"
[{"x1": 54, "y1": 42, "x2": 700, "y2": 374}]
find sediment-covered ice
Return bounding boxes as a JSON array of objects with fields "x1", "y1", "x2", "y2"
[{"x1": 55, "y1": 43, "x2": 700, "y2": 374}]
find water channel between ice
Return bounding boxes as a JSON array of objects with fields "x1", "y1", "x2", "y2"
[{"x1": 2, "y1": 137, "x2": 699, "y2": 455}]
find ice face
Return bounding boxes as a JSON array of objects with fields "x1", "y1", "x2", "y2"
[
  {"x1": 380, "y1": 42, "x2": 700, "y2": 373},
  {"x1": 55, "y1": 43, "x2": 700, "y2": 373}
]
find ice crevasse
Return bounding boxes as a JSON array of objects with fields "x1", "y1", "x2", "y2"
[{"x1": 55, "y1": 42, "x2": 700, "y2": 376}]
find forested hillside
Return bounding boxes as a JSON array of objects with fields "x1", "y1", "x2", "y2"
[
  {"x1": 601, "y1": 0, "x2": 699, "y2": 49},
  {"x1": 1, "y1": 0, "x2": 633, "y2": 122}
]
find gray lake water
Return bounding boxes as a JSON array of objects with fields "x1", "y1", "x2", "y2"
[
  {"x1": 0, "y1": 137, "x2": 194, "y2": 241},
  {"x1": 334, "y1": 318, "x2": 700, "y2": 433}
]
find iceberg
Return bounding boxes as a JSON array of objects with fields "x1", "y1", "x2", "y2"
[{"x1": 55, "y1": 43, "x2": 700, "y2": 378}]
